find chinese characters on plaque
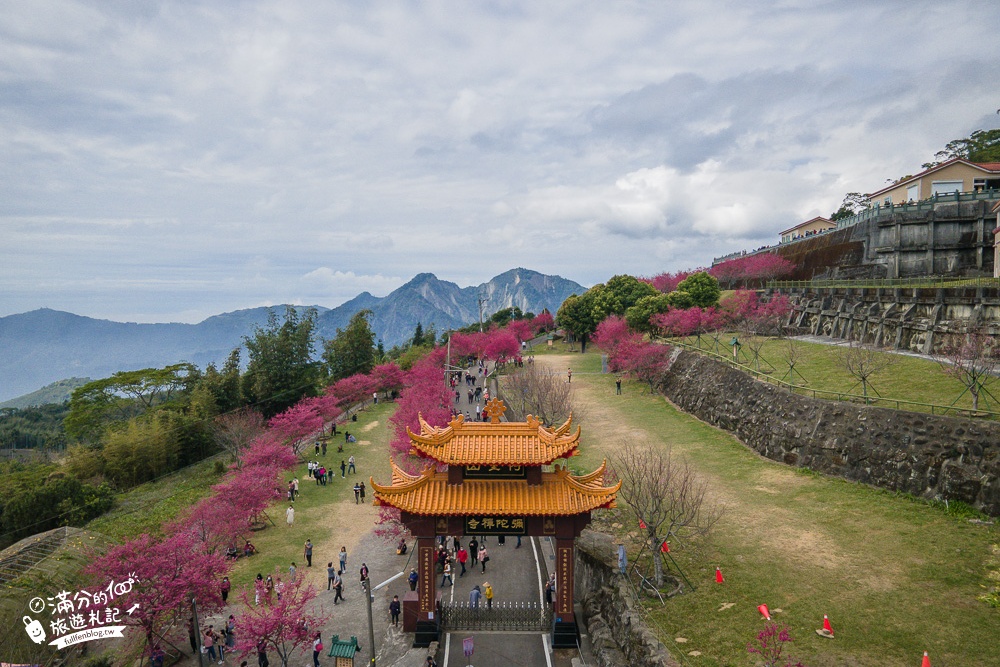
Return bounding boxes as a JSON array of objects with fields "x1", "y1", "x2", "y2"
[
  {"x1": 419, "y1": 547, "x2": 435, "y2": 612},
  {"x1": 463, "y1": 516, "x2": 527, "y2": 535},
  {"x1": 463, "y1": 464, "x2": 526, "y2": 480}
]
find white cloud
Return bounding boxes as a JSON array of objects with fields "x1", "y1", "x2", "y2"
[{"x1": 2, "y1": 0, "x2": 999, "y2": 321}]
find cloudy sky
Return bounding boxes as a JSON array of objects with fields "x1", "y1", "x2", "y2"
[{"x1": 2, "y1": 1, "x2": 999, "y2": 323}]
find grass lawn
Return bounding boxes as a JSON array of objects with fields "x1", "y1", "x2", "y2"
[
  {"x1": 537, "y1": 352, "x2": 999, "y2": 667},
  {"x1": 672, "y1": 334, "x2": 999, "y2": 417},
  {"x1": 224, "y1": 402, "x2": 395, "y2": 596}
]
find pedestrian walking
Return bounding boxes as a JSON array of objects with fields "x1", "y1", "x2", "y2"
[
  {"x1": 312, "y1": 632, "x2": 323, "y2": 667},
  {"x1": 256, "y1": 638, "x2": 270, "y2": 667},
  {"x1": 456, "y1": 546, "x2": 468, "y2": 576},
  {"x1": 339, "y1": 546, "x2": 347, "y2": 571},
  {"x1": 285, "y1": 505, "x2": 295, "y2": 527},
  {"x1": 359, "y1": 481, "x2": 366, "y2": 502},
  {"x1": 304, "y1": 539, "x2": 313, "y2": 567},
  {"x1": 479, "y1": 544, "x2": 489, "y2": 573},
  {"x1": 615, "y1": 377, "x2": 622, "y2": 394},
  {"x1": 469, "y1": 585, "x2": 481, "y2": 609},
  {"x1": 289, "y1": 562, "x2": 297, "y2": 582},
  {"x1": 220, "y1": 576, "x2": 231, "y2": 603},
  {"x1": 359, "y1": 563, "x2": 369, "y2": 586},
  {"x1": 225, "y1": 615, "x2": 236, "y2": 654},
  {"x1": 348, "y1": 455, "x2": 356, "y2": 474},
  {"x1": 327, "y1": 562, "x2": 337, "y2": 590},
  {"x1": 468, "y1": 538, "x2": 479, "y2": 565},
  {"x1": 390, "y1": 595, "x2": 401, "y2": 626},
  {"x1": 567, "y1": 367, "x2": 572, "y2": 383},
  {"x1": 484, "y1": 582, "x2": 494, "y2": 609},
  {"x1": 408, "y1": 568, "x2": 418, "y2": 591},
  {"x1": 340, "y1": 460, "x2": 347, "y2": 477},
  {"x1": 440, "y1": 560, "x2": 453, "y2": 587},
  {"x1": 203, "y1": 626, "x2": 219, "y2": 663},
  {"x1": 353, "y1": 482, "x2": 361, "y2": 503},
  {"x1": 333, "y1": 570, "x2": 345, "y2": 604}
]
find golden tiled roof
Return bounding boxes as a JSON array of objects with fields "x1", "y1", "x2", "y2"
[
  {"x1": 407, "y1": 409, "x2": 581, "y2": 465},
  {"x1": 371, "y1": 458, "x2": 619, "y2": 516}
]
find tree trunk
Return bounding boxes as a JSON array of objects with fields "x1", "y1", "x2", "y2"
[{"x1": 649, "y1": 533, "x2": 664, "y2": 587}]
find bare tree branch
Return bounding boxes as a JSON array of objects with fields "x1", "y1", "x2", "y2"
[
  {"x1": 937, "y1": 328, "x2": 1000, "y2": 412},
  {"x1": 835, "y1": 341, "x2": 896, "y2": 404},
  {"x1": 609, "y1": 440, "x2": 722, "y2": 587},
  {"x1": 210, "y1": 408, "x2": 266, "y2": 469},
  {"x1": 499, "y1": 364, "x2": 575, "y2": 426}
]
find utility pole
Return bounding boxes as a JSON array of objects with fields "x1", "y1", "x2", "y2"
[
  {"x1": 363, "y1": 578, "x2": 376, "y2": 667},
  {"x1": 191, "y1": 597, "x2": 205, "y2": 667}
]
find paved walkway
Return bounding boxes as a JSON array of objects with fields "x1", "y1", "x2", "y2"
[{"x1": 180, "y1": 359, "x2": 591, "y2": 667}]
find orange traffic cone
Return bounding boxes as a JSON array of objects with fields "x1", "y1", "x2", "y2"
[
  {"x1": 715, "y1": 567, "x2": 724, "y2": 583},
  {"x1": 921, "y1": 651, "x2": 931, "y2": 667},
  {"x1": 757, "y1": 604, "x2": 770, "y2": 620},
  {"x1": 823, "y1": 615, "x2": 833, "y2": 635}
]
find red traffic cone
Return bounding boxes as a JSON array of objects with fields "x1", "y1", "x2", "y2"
[
  {"x1": 823, "y1": 615, "x2": 833, "y2": 636},
  {"x1": 715, "y1": 567, "x2": 724, "y2": 583},
  {"x1": 921, "y1": 651, "x2": 931, "y2": 667},
  {"x1": 757, "y1": 604, "x2": 770, "y2": 620}
]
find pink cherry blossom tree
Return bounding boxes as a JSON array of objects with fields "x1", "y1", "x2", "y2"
[
  {"x1": 233, "y1": 568, "x2": 329, "y2": 667},
  {"x1": 86, "y1": 531, "x2": 229, "y2": 659},
  {"x1": 483, "y1": 330, "x2": 519, "y2": 362},
  {"x1": 268, "y1": 402, "x2": 323, "y2": 455},
  {"x1": 241, "y1": 432, "x2": 300, "y2": 472},
  {"x1": 531, "y1": 311, "x2": 555, "y2": 334}
]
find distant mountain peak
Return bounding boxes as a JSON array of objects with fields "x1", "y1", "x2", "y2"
[{"x1": 0, "y1": 269, "x2": 584, "y2": 402}]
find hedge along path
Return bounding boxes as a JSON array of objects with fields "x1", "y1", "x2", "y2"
[
  {"x1": 533, "y1": 353, "x2": 998, "y2": 667},
  {"x1": 227, "y1": 403, "x2": 394, "y2": 593}
]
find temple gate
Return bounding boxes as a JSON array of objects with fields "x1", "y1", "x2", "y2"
[{"x1": 371, "y1": 398, "x2": 619, "y2": 648}]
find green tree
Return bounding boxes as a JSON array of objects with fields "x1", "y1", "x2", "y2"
[
  {"x1": 0, "y1": 475, "x2": 114, "y2": 540},
  {"x1": 924, "y1": 128, "x2": 1000, "y2": 168},
  {"x1": 557, "y1": 290, "x2": 601, "y2": 353},
  {"x1": 243, "y1": 307, "x2": 320, "y2": 417},
  {"x1": 591, "y1": 275, "x2": 659, "y2": 321},
  {"x1": 625, "y1": 293, "x2": 673, "y2": 333},
  {"x1": 102, "y1": 417, "x2": 180, "y2": 489},
  {"x1": 65, "y1": 363, "x2": 199, "y2": 444},
  {"x1": 322, "y1": 309, "x2": 377, "y2": 382},
  {"x1": 412, "y1": 322, "x2": 426, "y2": 347},
  {"x1": 667, "y1": 272, "x2": 721, "y2": 309},
  {"x1": 489, "y1": 306, "x2": 526, "y2": 327},
  {"x1": 830, "y1": 192, "x2": 870, "y2": 220},
  {"x1": 200, "y1": 348, "x2": 243, "y2": 413}
]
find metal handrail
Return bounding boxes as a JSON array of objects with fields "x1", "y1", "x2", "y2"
[
  {"x1": 662, "y1": 337, "x2": 1000, "y2": 420},
  {"x1": 769, "y1": 277, "x2": 1000, "y2": 290}
]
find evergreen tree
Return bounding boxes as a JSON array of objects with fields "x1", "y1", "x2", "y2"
[
  {"x1": 322, "y1": 309, "x2": 377, "y2": 382},
  {"x1": 243, "y1": 307, "x2": 320, "y2": 418},
  {"x1": 412, "y1": 322, "x2": 425, "y2": 347}
]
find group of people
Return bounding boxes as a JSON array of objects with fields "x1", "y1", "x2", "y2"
[{"x1": 187, "y1": 616, "x2": 235, "y2": 665}]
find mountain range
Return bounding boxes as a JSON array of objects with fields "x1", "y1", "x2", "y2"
[{"x1": 0, "y1": 268, "x2": 584, "y2": 403}]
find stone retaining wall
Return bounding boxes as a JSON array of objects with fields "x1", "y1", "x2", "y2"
[
  {"x1": 575, "y1": 530, "x2": 679, "y2": 667},
  {"x1": 660, "y1": 351, "x2": 1000, "y2": 516}
]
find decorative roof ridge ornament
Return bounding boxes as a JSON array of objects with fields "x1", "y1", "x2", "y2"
[{"x1": 483, "y1": 397, "x2": 507, "y2": 422}]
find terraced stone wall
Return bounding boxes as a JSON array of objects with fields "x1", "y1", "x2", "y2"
[{"x1": 660, "y1": 351, "x2": 1000, "y2": 516}]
